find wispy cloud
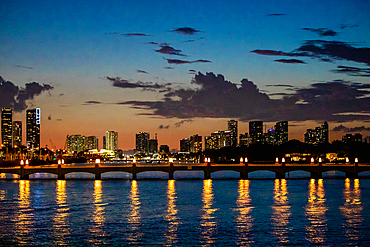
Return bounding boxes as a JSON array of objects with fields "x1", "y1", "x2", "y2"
[
  {"x1": 333, "y1": 124, "x2": 370, "y2": 132},
  {"x1": 331, "y1": 65, "x2": 370, "y2": 77},
  {"x1": 124, "y1": 33, "x2": 150, "y2": 37},
  {"x1": 339, "y1": 24, "x2": 359, "y2": 29},
  {"x1": 137, "y1": 70, "x2": 149, "y2": 74},
  {"x1": 275, "y1": 59, "x2": 306, "y2": 64},
  {"x1": 302, "y1": 28, "x2": 338, "y2": 37},
  {"x1": 155, "y1": 44, "x2": 186, "y2": 56},
  {"x1": 267, "y1": 13, "x2": 287, "y2": 17},
  {"x1": 175, "y1": 119, "x2": 193, "y2": 127},
  {"x1": 159, "y1": 124, "x2": 170, "y2": 129},
  {"x1": 14, "y1": 65, "x2": 33, "y2": 69},
  {"x1": 106, "y1": 76, "x2": 172, "y2": 91}
]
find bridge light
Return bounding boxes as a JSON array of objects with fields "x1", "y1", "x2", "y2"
[
  {"x1": 204, "y1": 157, "x2": 208, "y2": 163},
  {"x1": 240, "y1": 157, "x2": 243, "y2": 163},
  {"x1": 62, "y1": 159, "x2": 64, "y2": 164},
  {"x1": 244, "y1": 157, "x2": 248, "y2": 163},
  {"x1": 311, "y1": 157, "x2": 314, "y2": 163},
  {"x1": 25, "y1": 160, "x2": 29, "y2": 165},
  {"x1": 355, "y1": 158, "x2": 358, "y2": 163},
  {"x1": 133, "y1": 158, "x2": 136, "y2": 164},
  {"x1": 319, "y1": 158, "x2": 322, "y2": 163},
  {"x1": 20, "y1": 160, "x2": 24, "y2": 165},
  {"x1": 96, "y1": 159, "x2": 101, "y2": 164},
  {"x1": 169, "y1": 158, "x2": 173, "y2": 163},
  {"x1": 346, "y1": 157, "x2": 349, "y2": 163},
  {"x1": 58, "y1": 159, "x2": 61, "y2": 165},
  {"x1": 282, "y1": 158, "x2": 285, "y2": 163},
  {"x1": 275, "y1": 157, "x2": 279, "y2": 163}
]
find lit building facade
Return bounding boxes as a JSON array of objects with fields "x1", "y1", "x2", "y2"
[
  {"x1": 265, "y1": 129, "x2": 275, "y2": 145},
  {"x1": 159, "y1": 144, "x2": 169, "y2": 154},
  {"x1": 12, "y1": 121, "x2": 22, "y2": 146},
  {"x1": 228, "y1": 119, "x2": 238, "y2": 146},
  {"x1": 26, "y1": 108, "x2": 41, "y2": 149},
  {"x1": 136, "y1": 132, "x2": 150, "y2": 154},
  {"x1": 239, "y1": 133, "x2": 249, "y2": 146},
  {"x1": 275, "y1": 121, "x2": 288, "y2": 145},
  {"x1": 105, "y1": 131, "x2": 118, "y2": 151},
  {"x1": 66, "y1": 135, "x2": 86, "y2": 154},
  {"x1": 190, "y1": 134, "x2": 202, "y2": 153},
  {"x1": 180, "y1": 138, "x2": 190, "y2": 152},
  {"x1": 304, "y1": 121, "x2": 329, "y2": 145},
  {"x1": 249, "y1": 121, "x2": 264, "y2": 144},
  {"x1": 1, "y1": 108, "x2": 12, "y2": 147},
  {"x1": 342, "y1": 133, "x2": 362, "y2": 143},
  {"x1": 86, "y1": 136, "x2": 98, "y2": 150}
]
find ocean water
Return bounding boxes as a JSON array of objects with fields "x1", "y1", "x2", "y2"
[{"x1": 0, "y1": 175, "x2": 370, "y2": 246}]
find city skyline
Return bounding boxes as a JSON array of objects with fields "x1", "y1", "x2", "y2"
[{"x1": 1, "y1": 0, "x2": 369, "y2": 150}]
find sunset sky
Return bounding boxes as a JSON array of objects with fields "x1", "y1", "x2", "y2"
[{"x1": 1, "y1": 0, "x2": 370, "y2": 150}]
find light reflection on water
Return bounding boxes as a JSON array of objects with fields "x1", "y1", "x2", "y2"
[
  {"x1": 271, "y1": 179, "x2": 291, "y2": 244},
  {"x1": 339, "y1": 178, "x2": 363, "y2": 242},
  {"x1": 305, "y1": 179, "x2": 328, "y2": 244},
  {"x1": 235, "y1": 179, "x2": 254, "y2": 246},
  {"x1": 165, "y1": 180, "x2": 179, "y2": 245},
  {"x1": 16, "y1": 180, "x2": 33, "y2": 245},
  {"x1": 89, "y1": 180, "x2": 107, "y2": 245},
  {"x1": 128, "y1": 180, "x2": 142, "y2": 242},
  {"x1": 200, "y1": 179, "x2": 217, "y2": 246},
  {"x1": 53, "y1": 180, "x2": 70, "y2": 245}
]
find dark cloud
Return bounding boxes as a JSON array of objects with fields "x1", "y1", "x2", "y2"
[
  {"x1": 193, "y1": 59, "x2": 211, "y2": 63},
  {"x1": 183, "y1": 39, "x2": 195, "y2": 43},
  {"x1": 302, "y1": 28, "x2": 338, "y2": 37},
  {"x1": 267, "y1": 13, "x2": 287, "y2": 16},
  {"x1": 163, "y1": 58, "x2": 211, "y2": 65},
  {"x1": 159, "y1": 124, "x2": 170, "y2": 129},
  {"x1": 48, "y1": 115, "x2": 52, "y2": 120},
  {"x1": 155, "y1": 45, "x2": 186, "y2": 56},
  {"x1": 117, "y1": 72, "x2": 370, "y2": 122},
  {"x1": 106, "y1": 76, "x2": 172, "y2": 91},
  {"x1": 84, "y1": 101, "x2": 103, "y2": 105},
  {"x1": 189, "y1": 70, "x2": 196, "y2": 72},
  {"x1": 252, "y1": 40, "x2": 370, "y2": 66},
  {"x1": 124, "y1": 33, "x2": 150, "y2": 37},
  {"x1": 58, "y1": 93, "x2": 64, "y2": 97},
  {"x1": 266, "y1": 84, "x2": 294, "y2": 88},
  {"x1": 0, "y1": 76, "x2": 54, "y2": 112},
  {"x1": 339, "y1": 24, "x2": 359, "y2": 30},
  {"x1": 275, "y1": 59, "x2": 306, "y2": 64},
  {"x1": 164, "y1": 67, "x2": 174, "y2": 69},
  {"x1": 172, "y1": 27, "x2": 200, "y2": 35},
  {"x1": 333, "y1": 124, "x2": 370, "y2": 132},
  {"x1": 331, "y1": 66, "x2": 370, "y2": 77},
  {"x1": 148, "y1": 42, "x2": 158, "y2": 45},
  {"x1": 174, "y1": 119, "x2": 193, "y2": 127},
  {"x1": 14, "y1": 65, "x2": 33, "y2": 69},
  {"x1": 137, "y1": 70, "x2": 149, "y2": 74}
]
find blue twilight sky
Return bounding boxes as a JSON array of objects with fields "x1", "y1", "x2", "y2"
[{"x1": 1, "y1": 0, "x2": 370, "y2": 149}]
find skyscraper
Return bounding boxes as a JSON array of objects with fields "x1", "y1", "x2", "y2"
[
  {"x1": 1, "y1": 108, "x2": 12, "y2": 147},
  {"x1": 148, "y1": 139, "x2": 158, "y2": 153},
  {"x1": 12, "y1": 121, "x2": 22, "y2": 146},
  {"x1": 105, "y1": 131, "x2": 118, "y2": 151},
  {"x1": 249, "y1": 121, "x2": 263, "y2": 144},
  {"x1": 228, "y1": 119, "x2": 238, "y2": 146},
  {"x1": 304, "y1": 121, "x2": 329, "y2": 145},
  {"x1": 66, "y1": 135, "x2": 86, "y2": 154},
  {"x1": 180, "y1": 138, "x2": 190, "y2": 152},
  {"x1": 136, "y1": 132, "x2": 150, "y2": 154},
  {"x1": 275, "y1": 121, "x2": 288, "y2": 145},
  {"x1": 26, "y1": 108, "x2": 40, "y2": 149},
  {"x1": 190, "y1": 134, "x2": 202, "y2": 153},
  {"x1": 86, "y1": 136, "x2": 98, "y2": 150}
]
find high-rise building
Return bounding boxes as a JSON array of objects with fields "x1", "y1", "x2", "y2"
[
  {"x1": 105, "y1": 131, "x2": 118, "y2": 151},
  {"x1": 228, "y1": 119, "x2": 238, "y2": 146},
  {"x1": 148, "y1": 139, "x2": 158, "y2": 153},
  {"x1": 190, "y1": 134, "x2": 202, "y2": 153},
  {"x1": 275, "y1": 121, "x2": 288, "y2": 145},
  {"x1": 342, "y1": 133, "x2": 362, "y2": 143},
  {"x1": 26, "y1": 108, "x2": 41, "y2": 149},
  {"x1": 66, "y1": 135, "x2": 86, "y2": 154},
  {"x1": 159, "y1": 145, "x2": 170, "y2": 154},
  {"x1": 136, "y1": 132, "x2": 150, "y2": 154},
  {"x1": 1, "y1": 108, "x2": 12, "y2": 147},
  {"x1": 12, "y1": 121, "x2": 22, "y2": 146},
  {"x1": 265, "y1": 129, "x2": 275, "y2": 145},
  {"x1": 86, "y1": 136, "x2": 98, "y2": 150},
  {"x1": 239, "y1": 133, "x2": 249, "y2": 146},
  {"x1": 180, "y1": 138, "x2": 190, "y2": 152},
  {"x1": 304, "y1": 121, "x2": 329, "y2": 145},
  {"x1": 204, "y1": 135, "x2": 218, "y2": 150},
  {"x1": 249, "y1": 121, "x2": 263, "y2": 144}
]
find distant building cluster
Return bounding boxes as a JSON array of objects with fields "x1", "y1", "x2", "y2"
[
  {"x1": 66, "y1": 131, "x2": 117, "y2": 154},
  {"x1": 1, "y1": 108, "x2": 40, "y2": 150},
  {"x1": 239, "y1": 121, "x2": 288, "y2": 146},
  {"x1": 304, "y1": 122, "x2": 329, "y2": 145}
]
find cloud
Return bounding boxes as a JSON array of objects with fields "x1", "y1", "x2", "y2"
[
  {"x1": 14, "y1": 65, "x2": 33, "y2": 69},
  {"x1": 117, "y1": 72, "x2": 370, "y2": 122},
  {"x1": 159, "y1": 124, "x2": 170, "y2": 129},
  {"x1": 302, "y1": 28, "x2": 338, "y2": 37},
  {"x1": 266, "y1": 84, "x2": 294, "y2": 88},
  {"x1": 107, "y1": 76, "x2": 172, "y2": 91},
  {"x1": 174, "y1": 119, "x2": 193, "y2": 127},
  {"x1": 252, "y1": 40, "x2": 370, "y2": 66},
  {"x1": 83, "y1": 100, "x2": 103, "y2": 105},
  {"x1": 148, "y1": 42, "x2": 158, "y2": 45},
  {"x1": 57, "y1": 119, "x2": 62, "y2": 121},
  {"x1": 58, "y1": 93, "x2": 64, "y2": 97},
  {"x1": 339, "y1": 24, "x2": 359, "y2": 30},
  {"x1": 172, "y1": 27, "x2": 200, "y2": 35},
  {"x1": 163, "y1": 58, "x2": 212, "y2": 65},
  {"x1": 124, "y1": 33, "x2": 150, "y2": 37},
  {"x1": 0, "y1": 76, "x2": 54, "y2": 112},
  {"x1": 137, "y1": 70, "x2": 149, "y2": 74},
  {"x1": 267, "y1": 13, "x2": 287, "y2": 16},
  {"x1": 48, "y1": 115, "x2": 52, "y2": 120},
  {"x1": 275, "y1": 59, "x2": 306, "y2": 64},
  {"x1": 331, "y1": 66, "x2": 370, "y2": 77},
  {"x1": 333, "y1": 124, "x2": 370, "y2": 132},
  {"x1": 155, "y1": 44, "x2": 186, "y2": 56},
  {"x1": 164, "y1": 67, "x2": 174, "y2": 69}
]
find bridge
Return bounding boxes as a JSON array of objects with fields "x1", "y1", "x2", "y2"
[{"x1": 0, "y1": 161, "x2": 369, "y2": 180}]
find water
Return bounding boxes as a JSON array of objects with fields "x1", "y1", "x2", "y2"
[{"x1": 1, "y1": 176, "x2": 370, "y2": 246}]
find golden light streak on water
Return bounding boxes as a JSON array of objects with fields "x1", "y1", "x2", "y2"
[
  {"x1": 89, "y1": 180, "x2": 107, "y2": 245},
  {"x1": 271, "y1": 179, "x2": 291, "y2": 244},
  {"x1": 235, "y1": 179, "x2": 254, "y2": 246},
  {"x1": 165, "y1": 180, "x2": 179, "y2": 246},
  {"x1": 305, "y1": 179, "x2": 328, "y2": 244},
  {"x1": 53, "y1": 180, "x2": 70, "y2": 245},
  {"x1": 200, "y1": 179, "x2": 217, "y2": 246},
  {"x1": 15, "y1": 180, "x2": 33, "y2": 245},
  {"x1": 128, "y1": 180, "x2": 142, "y2": 242},
  {"x1": 339, "y1": 178, "x2": 363, "y2": 241}
]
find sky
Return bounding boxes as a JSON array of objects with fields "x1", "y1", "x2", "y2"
[{"x1": 1, "y1": 0, "x2": 370, "y2": 150}]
